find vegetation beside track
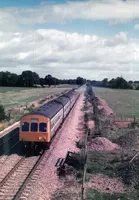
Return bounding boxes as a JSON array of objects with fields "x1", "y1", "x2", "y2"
[{"x1": 54, "y1": 85, "x2": 139, "y2": 200}]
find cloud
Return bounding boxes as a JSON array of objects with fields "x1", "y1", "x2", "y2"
[
  {"x1": 0, "y1": 29, "x2": 139, "y2": 80},
  {"x1": 0, "y1": 0, "x2": 139, "y2": 31},
  {"x1": 134, "y1": 24, "x2": 139, "y2": 30}
]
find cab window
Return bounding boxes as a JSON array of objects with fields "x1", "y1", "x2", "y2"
[
  {"x1": 39, "y1": 123, "x2": 47, "y2": 132},
  {"x1": 22, "y1": 122, "x2": 29, "y2": 132},
  {"x1": 31, "y1": 123, "x2": 38, "y2": 132}
]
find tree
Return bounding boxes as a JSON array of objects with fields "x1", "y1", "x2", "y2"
[
  {"x1": 0, "y1": 105, "x2": 6, "y2": 121},
  {"x1": 109, "y1": 77, "x2": 131, "y2": 89},
  {"x1": 45, "y1": 75, "x2": 55, "y2": 87},
  {"x1": 102, "y1": 78, "x2": 109, "y2": 87},
  {"x1": 40, "y1": 78, "x2": 45, "y2": 87},
  {"x1": 21, "y1": 71, "x2": 40, "y2": 87},
  {"x1": 136, "y1": 85, "x2": 139, "y2": 90},
  {"x1": 76, "y1": 77, "x2": 85, "y2": 85}
]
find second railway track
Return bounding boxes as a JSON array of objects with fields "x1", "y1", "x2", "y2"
[{"x1": 0, "y1": 155, "x2": 40, "y2": 200}]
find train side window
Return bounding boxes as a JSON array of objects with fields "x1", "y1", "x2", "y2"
[
  {"x1": 22, "y1": 122, "x2": 29, "y2": 132},
  {"x1": 31, "y1": 123, "x2": 38, "y2": 132},
  {"x1": 39, "y1": 123, "x2": 47, "y2": 132}
]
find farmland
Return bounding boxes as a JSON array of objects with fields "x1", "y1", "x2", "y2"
[
  {"x1": 0, "y1": 85, "x2": 76, "y2": 110},
  {"x1": 94, "y1": 87, "x2": 139, "y2": 118}
]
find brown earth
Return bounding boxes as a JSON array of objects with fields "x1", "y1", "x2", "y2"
[
  {"x1": 88, "y1": 137, "x2": 120, "y2": 151},
  {"x1": 87, "y1": 174, "x2": 125, "y2": 194}
]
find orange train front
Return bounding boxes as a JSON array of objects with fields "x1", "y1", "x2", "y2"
[{"x1": 19, "y1": 90, "x2": 79, "y2": 151}]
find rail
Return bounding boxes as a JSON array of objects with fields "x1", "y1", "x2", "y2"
[
  {"x1": 0, "y1": 156, "x2": 25, "y2": 189},
  {"x1": 14, "y1": 93, "x2": 80, "y2": 200}
]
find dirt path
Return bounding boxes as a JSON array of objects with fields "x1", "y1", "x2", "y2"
[{"x1": 28, "y1": 94, "x2": 84, "y2": 200}]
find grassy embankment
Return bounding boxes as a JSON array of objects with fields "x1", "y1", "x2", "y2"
[
  {"x1": 0, "y1": 85, "x2": 76, "y2": 130},
  {"x1": 94, "y1": 87, "x2": 139, "y2": 118},
  {"x1": 54, "y1": 92, "x2": 139, "y2": 199}
]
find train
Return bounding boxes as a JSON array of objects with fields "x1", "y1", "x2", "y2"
[{"x1": 19, "y1": 89, "x2": 79, "y2": 153}]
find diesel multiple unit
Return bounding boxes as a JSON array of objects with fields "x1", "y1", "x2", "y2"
[{"x1": 19, "y1": 90, "x2": 79, "y2": 150}]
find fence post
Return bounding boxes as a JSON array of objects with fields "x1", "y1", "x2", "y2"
[{"x1": 82, "y1": 129, "x2": 89, "y2": 200}]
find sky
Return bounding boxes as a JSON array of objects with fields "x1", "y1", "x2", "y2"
[{"x1": 0, "y1": 0, "x2": 139, "y2": 80}]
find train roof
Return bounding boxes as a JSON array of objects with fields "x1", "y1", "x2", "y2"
[
  {"x1": 32, "y1": 100, "x2": 63, "y2": 119},
  {"x1": 55, "y1": 95, "x2": 69, "y2": 106},
  {"x1": 21, "y1": 90, "x2": 76, "y2": 120}
]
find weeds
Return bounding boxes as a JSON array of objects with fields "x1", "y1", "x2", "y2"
[{"x1": 86, "y1": 189, "x2": 129, "y2": 200}]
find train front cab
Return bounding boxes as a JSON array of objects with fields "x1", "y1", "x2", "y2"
[{"x1": 20, "y1": 114, "x2": 51, "y2": 150}]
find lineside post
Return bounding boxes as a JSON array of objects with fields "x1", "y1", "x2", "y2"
[{"x1": 82, "y1": 129, "x2": 89, "y2": 200}]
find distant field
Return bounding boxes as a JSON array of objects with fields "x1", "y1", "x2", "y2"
[
  {"x1": 94, "y1": 87, "x2": 139, "y2": 118},
  {"x1": 0, "y1": 85, "x2": 76, "y2": 110},
  {"x1": 0, "y1": 87, "x2": 32, "y2": 93}
]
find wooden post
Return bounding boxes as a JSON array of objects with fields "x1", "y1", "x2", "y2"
[{"x1": 82, "y1": 129, "x2": 89, "y2": 200}]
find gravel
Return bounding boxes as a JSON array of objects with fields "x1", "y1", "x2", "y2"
[
  {"x1": 0, "y1": 154, "x2": 21, "y2": 182},
  {"x1": 27, "y1": 94, "x2": 84, "y2": 200}
]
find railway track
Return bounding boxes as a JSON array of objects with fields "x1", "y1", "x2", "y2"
[
  {"x1": 0, "y1": 141, "x2": 21, "y2": 173},
  {"x1": 14, "y1": 94, "x2": 80, "y2": 200},
  {"x1": 0, "y1": 94, "x2": 80, "y2": 200},
  {"x1": 0, "y1": 155, "x2": 40, "y2": 200},
  {"x1": 0, "y1": 132, "x2": 63, "y2": 200}
]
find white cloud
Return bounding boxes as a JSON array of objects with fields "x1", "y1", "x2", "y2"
[
  {"x1": 134, "y1": 24, "x2": 139, "y2": 30},
  {"x1": 0, "y1": 29, "x2": 139, "y2": 80},
  {"x1": 0, "y1": 0, "x2": 139, "y2": 31}
]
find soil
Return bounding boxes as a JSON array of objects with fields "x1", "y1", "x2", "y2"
[
  {"x1": 88, "y1": 120, "x2": 95, "y2": 129},
  {"x1": 87, "y1": 173, "x2": 125, "y2": 194},
  {"x1": 88, "y1": 137, "x2": 120, "y2": 151},
  {"x1": 97, "y1": 97, "x2": 113, "y2": 116},
  {"x1": 115, "y1": 121, "x2": 131, "y2": 128}
]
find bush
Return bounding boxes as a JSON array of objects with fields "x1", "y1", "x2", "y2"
[
  {"x1": 0, "y1": 105, "x2": 6, "y2": 121},
  {"x1": 65, "y1": 151, "x2": 85, "y2": 170},
  {"x1": 76, "y1": 139, "x2": 85, "y2": 149},
  {"x1": 86, "y1": 189, "x2": 129, "y2": 200}
]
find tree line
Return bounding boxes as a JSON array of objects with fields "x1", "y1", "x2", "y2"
[
  {"x1": 0, "y1": 71, "x2": 138, "y2": 90},
  {"x1": 0, "y1": 71, "x2": 85, "y2": 87},
  {"x1": 91, "y1": 77, "x2": 139, "y2": 90}
]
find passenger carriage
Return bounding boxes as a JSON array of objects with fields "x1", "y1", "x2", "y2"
[{"x1": 19, "y1": 90, "x2": 79, "y2": 152}]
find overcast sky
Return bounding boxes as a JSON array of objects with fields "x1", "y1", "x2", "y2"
[{"x1": 0, "y1": 0, "x2": 139, "y2": 80}]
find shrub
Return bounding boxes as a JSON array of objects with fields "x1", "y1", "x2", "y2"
[
  {"x1": 76, "y1": 139, "x2": 85, "y2": 149},
  {"x1": 0, "y1": 105, "x2": 6, "y2": 121}
]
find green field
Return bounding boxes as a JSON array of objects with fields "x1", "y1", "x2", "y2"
[
  {"x1": 0, "y1": 85, "x2": 76, "y2": 110},
  {"x1": 94, "y1": 87, "x2": 139, "y2": 118},
  {"x1": 0, "y1": 87, "x2": 32, "y2": 93}
]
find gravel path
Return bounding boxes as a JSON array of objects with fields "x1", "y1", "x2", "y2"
[{"x1": 27, "y1": 94, "x2": 84, "y2": 200}]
